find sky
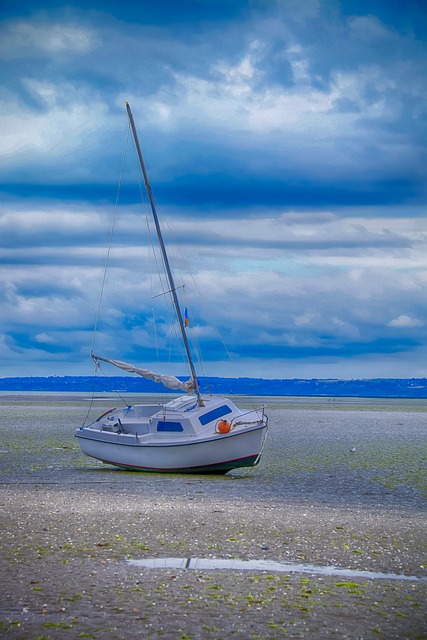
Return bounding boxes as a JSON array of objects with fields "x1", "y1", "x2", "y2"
[{"x1": 1, "y1": 0, "x2": 426, "y2": 381}]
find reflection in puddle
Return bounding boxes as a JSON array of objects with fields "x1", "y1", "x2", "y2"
[{"x1": 127, "y1": 557, "x2": 426, "y2": 582}]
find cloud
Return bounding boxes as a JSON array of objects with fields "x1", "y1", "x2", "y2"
[
  {"x1": 34, "y1": 333, "x2": 57, "y2": 344},
  {"x1": 0, "y1": 83, "x2": 111, "y2": 173},
  {"x1": 1, "y1": 2, "x2": 425, "y2": 196},
  {"x1": 0, "y1": 1, "x2": 426, "y2": 379},
  {"x1": 388, "y1": 315, "x2": 424, "y2": 328},
  {"x1": 0, "y1": 19, "x2": 97, "y2": 57},
  {"x1": 1, "y1": 190, "x2": 426, "y2": 377}
]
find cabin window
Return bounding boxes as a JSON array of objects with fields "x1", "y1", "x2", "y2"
[
  {"x1": 157, "y1": 421, "x2": 184, "y2": 432},
  {"x1": 199, "y1": 405, "x2": 232, "y2": 426}
]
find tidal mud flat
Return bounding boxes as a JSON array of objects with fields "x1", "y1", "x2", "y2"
[{"x1": 0, "y1": 393, "x2": 426, "y2": 639}]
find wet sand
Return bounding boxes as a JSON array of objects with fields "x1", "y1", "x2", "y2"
[{"x1": 0, "y1": 394, "x2": 426, "y2": 639}]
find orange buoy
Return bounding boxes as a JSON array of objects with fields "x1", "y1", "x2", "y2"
[{"x1": 217, "y1": 419, "x2": 231, "y2": 434}]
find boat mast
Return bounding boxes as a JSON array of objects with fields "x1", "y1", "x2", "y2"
[{"x1": 126, "y1": 102, "x2": 202, "y2": 405}]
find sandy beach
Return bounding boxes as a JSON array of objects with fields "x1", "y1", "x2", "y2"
[{"x1": 0, "y1": 394, "x2": 426, "y2": 639}]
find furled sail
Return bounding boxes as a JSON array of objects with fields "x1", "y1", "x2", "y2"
[{"x1": 92, "y1": 354, "x2": 195, "y2": 393}]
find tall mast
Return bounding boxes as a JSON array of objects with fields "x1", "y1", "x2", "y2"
[{"x1": 126, "y1": 102, "x2": 202, "y2": 405}]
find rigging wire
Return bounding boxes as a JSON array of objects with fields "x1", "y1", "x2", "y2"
[
  {"x1": 181, "y1": 285, "x2": 206, "y2": 378},
  {"x1": 140, "y1": 202, "x2": 244, "y2": 399},
  {"x1": 160, "y1": 214, "x2": 243, "y2": 397},
  {"x1": 90, "y1": 125, "x2": 131, "y2": 357},
  {"x1": 128, "y1": 132, "x2": 190, "y2": 404},
  {"x1": 154, "y1": 215, "x2": 208, "y2": 377},
  {"x1": 86, "y1": 117, "x2": 253, "y2": 411},
  {"x1": 128, "y1": 131, "x2": 195, "y2": 385},
  {"x1": 131, "y1": 135, "x2": 170, "y2": 403},
  {"x1": 81, "y1": 125, "x2": 131, "y2": 426},
  {"x1": 159, "y1": 219, "x2": 260, "y2": 409}
]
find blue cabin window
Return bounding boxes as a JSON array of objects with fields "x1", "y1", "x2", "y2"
[
  {"x1": 199, "y1": 405, "x2": 232, "y2": 426},
  {"x1": 157, "y1": 421, "x2": 184, "y2": 432}
]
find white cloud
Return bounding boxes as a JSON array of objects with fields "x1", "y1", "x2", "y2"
[
  {"x1": 0, "y1": 4, "x2": 425, "y2": 188},
  {"x1": 138, "y1": 58, "x2": 337, "y2": 135},
  {"x1": 0, "y1": 3, "x2": 426, "y2": 378},
  {"x1": 388, "y1": 315, "x2": 424, "y2": 328},
  {"x1": 0, "y1": 20, "x2": 97, "y2": 58},
  {"x1": 117, "y1": 35, "x2": 425, "y2": 187},
  {"x1": 0, "y1": 83, "x2": 110, "y2": 166},
  {"x1": 34, "y1": 333, "x2": 56, "y2": 344},
  {"x1": 349, "y1": 15, "x2": 396, "y2": 42},
  {"x1": 1, "y1": 204, "x2": 426, "y2": 377}
]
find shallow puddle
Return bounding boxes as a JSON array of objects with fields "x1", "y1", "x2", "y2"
[{"x1": 127, "y1": 557, "x2": 426, "y2": 581}]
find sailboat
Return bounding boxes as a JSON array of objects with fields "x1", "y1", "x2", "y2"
[{"x1": 75, "y1": 103, "x2": 268, "y2": 473}]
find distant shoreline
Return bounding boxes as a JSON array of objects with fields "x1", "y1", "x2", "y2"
[{"x1": 0, "y1": 376, "x2": 426, "y2": 398}]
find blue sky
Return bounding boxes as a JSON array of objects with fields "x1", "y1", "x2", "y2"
[{"x1": 1, "y1": 0, "x2": 426, "y2": 380}]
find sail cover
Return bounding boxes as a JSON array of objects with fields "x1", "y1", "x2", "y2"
[{"x1": 92, "y1": 354, "x2": 195, "y2": 393}]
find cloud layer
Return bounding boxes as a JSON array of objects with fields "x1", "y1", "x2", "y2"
[{"x1": 1, "y1": 0, "x2": 426, "y2": 379}]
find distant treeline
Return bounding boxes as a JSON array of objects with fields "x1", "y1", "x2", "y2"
[{"x1": 0, "y1": 376, "x2": 426, "y2": 398}]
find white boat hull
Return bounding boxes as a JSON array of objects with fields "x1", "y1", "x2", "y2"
[
  {"x1": 75, "y1": 395, "x2": 268, "y2": 473},
  {"x1": 76, "y1": 424, "x2": 266, "y2": 473}
]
